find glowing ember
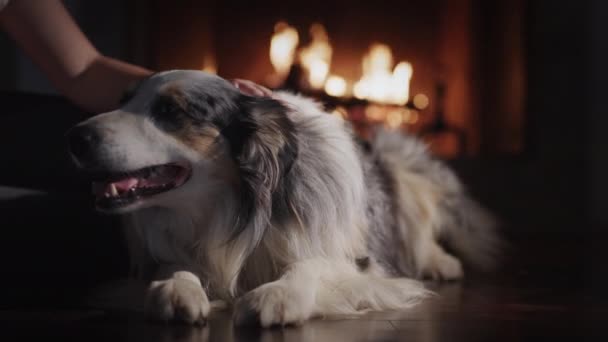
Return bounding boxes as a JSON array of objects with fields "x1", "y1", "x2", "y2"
[
  {"x1": 325, "y1": 75, "x2": 347, "y2": 97},
  {"x1": 365, "y1": 105, "x2": 387, "y2": 121},
  {"x1": 332, "y1": 106, "x2": 348, "y2": 120},
  {"x1": 270, "y1": 22, "x2": 299, "y2": 78},
  {"x1": 353, "y1": 44, "x2": 413, "y2": 105},
  {"x1": 386, "y1": 109, "x2": 404, "y2": 128},
  {"x1": 299, "y1": 23, "x2": 332, "y2": 89},
  {"x1": 413, "y1": 93, "x2": 429, "y2": 110}
]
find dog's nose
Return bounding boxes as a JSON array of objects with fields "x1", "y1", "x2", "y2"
[{"x1": 67, "y1": 125, "x2": 100, "y2": 161}]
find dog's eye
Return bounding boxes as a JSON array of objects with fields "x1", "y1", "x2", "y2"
[
  {"x1": 149, "y1": 96, "x2": 189, "y2": 132},
  {"x1": 155, "y1": 99, "x2": 178, "y2": 116},
  {"x1": 153, "y1": 97, "x2": 182, "y2": 117}
]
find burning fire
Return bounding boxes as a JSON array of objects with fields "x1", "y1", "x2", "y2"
[
  {"x1": 270, "y1": 22, "x2": 299, "y2": 79},
  {"x1": 269, "y1": 23, "x2": 415, "y2": 105},
  {"x1": 324, "y1": 75, "x2": 347, "y2": 97},
  {"x1": 353, "y1": 44, "x2": 413, "y2": 105},
  {"x1": 268, "y1": 22, "x2": 425, "y2": 129},
  {"x1": 298, "y1": 23, "x2": 332, "y2": 89}
]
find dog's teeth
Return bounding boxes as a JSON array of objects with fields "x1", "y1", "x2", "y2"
[{"x1": 110, "y1": 184, "x2": 118, "y2": 197}]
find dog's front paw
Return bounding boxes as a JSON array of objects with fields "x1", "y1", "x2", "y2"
[
  {"x1": 144, "y1": 275, "x2": 210, "y2": 325},
  {"x1": 234, "y1": 281, "x2": 314, "y2": 327}
]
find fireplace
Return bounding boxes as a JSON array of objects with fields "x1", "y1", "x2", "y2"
[{"x1": 131, "y1": 0, "x2": 527, "y2": 159}]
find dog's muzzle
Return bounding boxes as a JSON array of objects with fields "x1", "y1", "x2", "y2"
[{"x1": 66, "y1": 122, "x2": 193, "y2": 211}]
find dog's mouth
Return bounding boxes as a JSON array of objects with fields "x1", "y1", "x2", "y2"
[{"x1": 91, "y1": 162, "x2": 191, "y2": 210}]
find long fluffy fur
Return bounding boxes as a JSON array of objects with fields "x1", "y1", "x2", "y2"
[
  {"x1": 368, "y1": 130, "x2": 500, "y2": 277},
  {"x1": 71, "y1": 71, "x2": 499, "y2": 326}
]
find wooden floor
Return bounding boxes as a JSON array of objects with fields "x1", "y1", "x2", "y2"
[{"x1": 1, "y1": 233, "x2": 607, "y2": 341}]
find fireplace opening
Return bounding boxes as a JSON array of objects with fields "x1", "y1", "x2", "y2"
[{"x1": 129, "y1": 0, "x2": 526, "y2": 160}]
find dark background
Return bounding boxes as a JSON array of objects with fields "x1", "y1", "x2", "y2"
[{"x1": 0, "y1": 0, "x2": 607, "y2": 308}]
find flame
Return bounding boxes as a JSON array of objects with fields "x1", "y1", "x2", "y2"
[
  {"x1": 299, "y1": 23, "x2": 332, "y2": 89},
  {"x1": 270, "y1": 22, "x2": 299, "y2": 78},
  {"x1": 267, "y1": 22, "x2": 418, "y2": 117},
  {"x1": 353, "y1": 44, "x2": 413, "y2": 105},
  {"x1": 391, "y1": 62, "x2": 413, "y2": 104},
  {"x1": 324, "y1": 75, "x2": 347, "y2": 97},
  {"x1": 386, "y1": 109, "x2": 404, "y2": 128}
]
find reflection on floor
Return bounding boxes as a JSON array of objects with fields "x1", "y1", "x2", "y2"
[{"x1": 1, "y1": 234, "x2": 607, "y2": 341}]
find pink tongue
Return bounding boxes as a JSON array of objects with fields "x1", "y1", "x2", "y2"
[{"x1": 92, "y1": 166, "x2": 184, "y2": 197}]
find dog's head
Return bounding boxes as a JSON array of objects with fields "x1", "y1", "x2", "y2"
[{"x1": 67, "y1": 70, "x2": 297, "y2": 228}]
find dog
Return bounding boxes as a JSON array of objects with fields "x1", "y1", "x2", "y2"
[{"x1": 67, "y1": 70, "x2": 499, "y2": 327}]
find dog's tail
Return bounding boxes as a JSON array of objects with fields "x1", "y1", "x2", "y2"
[{"x1": 370, "y1": 129, "x2": 501, "y2": 274}]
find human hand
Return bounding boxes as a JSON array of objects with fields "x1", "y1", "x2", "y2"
[{"x1": 231, "y1": 79, "x2": 273, "y2": 97}]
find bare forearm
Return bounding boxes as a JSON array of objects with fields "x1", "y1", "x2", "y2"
[
  {"x1": 0, "y1": 0, "x2": 153, "y2": 113},
  {"x1": 0, "y1": 0, "x2": 269, "y2": 113},
  {"x1": 66, "y1": 55, "x2": 152, "y2": 113}
]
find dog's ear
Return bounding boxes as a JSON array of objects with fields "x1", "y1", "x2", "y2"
[{"x1": 221, "y1": 96, "x2": 298, "y2": 239}]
